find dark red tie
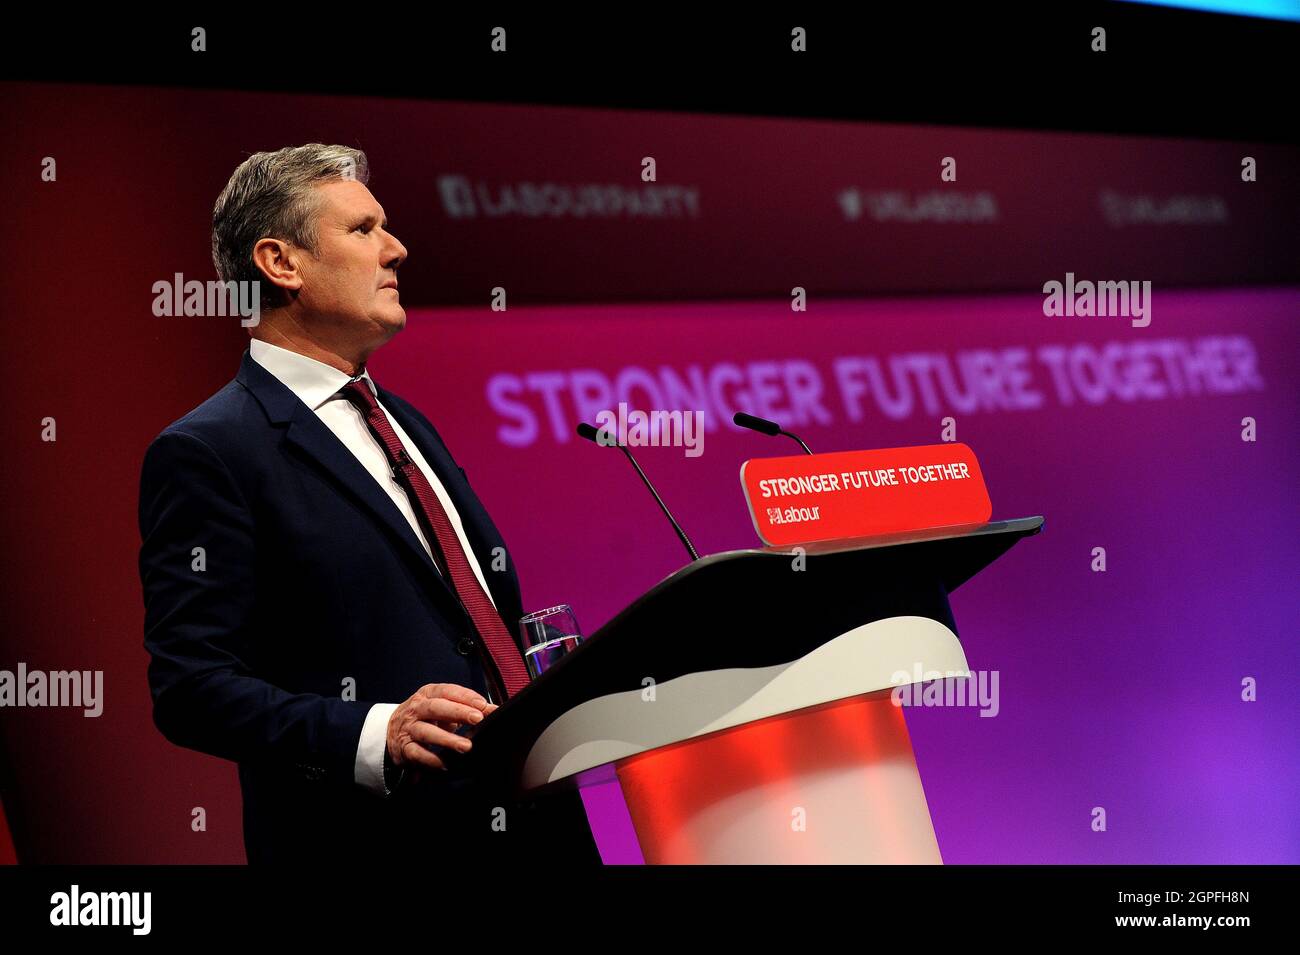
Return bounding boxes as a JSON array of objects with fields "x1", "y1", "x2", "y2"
[{"x1": 339, "y1": 379, "x2": 530, "y2": 699}]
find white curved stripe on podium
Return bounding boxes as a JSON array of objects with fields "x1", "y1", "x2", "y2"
[{"x1": 523, "y1": 614, "x2": 969, "y2": 788}]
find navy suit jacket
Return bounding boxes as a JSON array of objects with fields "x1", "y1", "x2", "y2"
[{"x1": 138, "y1": 347, "x2": 595, "y2": 864}]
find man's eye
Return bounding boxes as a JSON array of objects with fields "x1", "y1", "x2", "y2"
[{"x1": 355, "y1": 223, "x2": 370, "y2": 233}]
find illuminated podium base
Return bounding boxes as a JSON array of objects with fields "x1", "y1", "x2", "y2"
[
  {"x1": 613, "y1": 692, "x2": 942, "y2": 864},
  {"x1": 452, "y1": 519, "x2": 1042, "y2": 866},
  {"x1": 530, "y1": 609, "x2": 968, "y2": 864}
]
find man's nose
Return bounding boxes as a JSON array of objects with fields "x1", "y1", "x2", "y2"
[{"x1": 383, "y1": 232, "x2": 408, "y2": 269}]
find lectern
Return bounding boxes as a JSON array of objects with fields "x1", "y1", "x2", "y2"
[{"x1": 451, "y1": 516, "x2": 1042, "y2": 864}]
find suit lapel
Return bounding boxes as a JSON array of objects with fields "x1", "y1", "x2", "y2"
[{"x1": 236, "y1": 349, "x2": 460, "y2": 611}]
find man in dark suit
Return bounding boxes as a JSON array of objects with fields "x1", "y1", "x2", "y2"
[{"x1": 138, "y1": 144, "x2": 598, "y2": 864}]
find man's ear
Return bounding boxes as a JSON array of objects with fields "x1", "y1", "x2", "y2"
[{"x1": 251, "y1": 236, "x2": 303, "y2": 301}]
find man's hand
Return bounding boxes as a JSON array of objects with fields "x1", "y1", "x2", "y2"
[{"x1": 386, "y1": 683, "x2": 500, "y2": 773}]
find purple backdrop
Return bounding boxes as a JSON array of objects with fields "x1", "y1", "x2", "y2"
[{"x1": 371, "y1": 287, "x2": 1300, "y2": 863}]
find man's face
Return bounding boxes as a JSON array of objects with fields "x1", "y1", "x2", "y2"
[{"x1": 292, "y1": 179, "x2": 408, "y2": 352}]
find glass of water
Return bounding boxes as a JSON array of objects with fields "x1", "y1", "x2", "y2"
[{"x1": 519, "y1": 604, "x2": 584, "y2": 680}]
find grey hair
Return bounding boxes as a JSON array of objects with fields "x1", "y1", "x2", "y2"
[{"x1": 211, "y1": 144, "x2": 370, "y2": 306}]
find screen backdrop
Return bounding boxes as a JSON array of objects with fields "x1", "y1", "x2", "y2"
[
  {"x1": 373, "y1": 290, "x2": 1299, "y2": 864},
  {"x1": 1, "y1": 81, "x2": 1296, "y2": 863}
]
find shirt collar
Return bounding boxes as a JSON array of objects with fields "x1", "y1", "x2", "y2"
[{"x1": 248, "y1": 338, "x2": 377, "y2": 412}]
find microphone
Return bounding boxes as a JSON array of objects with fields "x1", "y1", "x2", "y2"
[
  {"x1": 732, "y1": 412, "x2": 814, "y2": 455},
  {"x1": 576, "y1": 422, "x2": 700, "y2": 562}
]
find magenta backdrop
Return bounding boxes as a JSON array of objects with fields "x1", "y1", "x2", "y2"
[{"x1": 371, "y1": 288, "x2": 1300, "y2": 863}]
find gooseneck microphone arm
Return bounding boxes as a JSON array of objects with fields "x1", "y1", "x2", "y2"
[
  {"x1": 732, "y1": 412, "x2": 814, "y2": 455},
  {"x1": 576, "y1": 423, "x2": 700, "y2": 562}
]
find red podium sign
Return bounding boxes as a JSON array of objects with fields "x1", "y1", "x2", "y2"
[{"x1": 740, "y1": 443, "x2": 992, "y2": 546}]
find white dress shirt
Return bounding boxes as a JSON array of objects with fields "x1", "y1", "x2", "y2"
[{"x1": 249, "y1": 338, "x2": 495, "y2": 797}]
